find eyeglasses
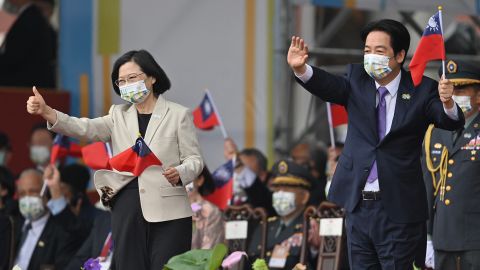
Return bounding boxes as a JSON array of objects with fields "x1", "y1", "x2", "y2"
[{"x1": 115, "y1": 72, "x2": 145, "y2": 87}]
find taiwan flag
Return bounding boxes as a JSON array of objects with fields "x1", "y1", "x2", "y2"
[
  {"x1": 204, "y1": 159, "x2": 234, "y2": 210},
  {"x1": 193, "y1": 93, "x2": 220, "y2": 130},
  {"x1": 50, "y1": 134, "x2": 82, "y2": 164},
  {"x1": 81, "y1": 142, "x2": 112, "y2": 170},
  {"x1": 330, "y1": 104, "x2": 348, "y2": 143},
  {"x1": 409, "y1": 11, "x2": 446, "y2": 86},
  {"x1": 109, "y1": 137, "x2": 162, "y2": 176}
]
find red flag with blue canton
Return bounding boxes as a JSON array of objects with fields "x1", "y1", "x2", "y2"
[
  {"x1": 50, "y1": 134, "x2": 82, "y2": 164},
  {"x1": 409, "y1": 11, "x2": 446, "y2": 86},
  {"x1": 204, "y1": 159, "x2": 234, "y2": 210},
  {"x1": 109, "y1": 137, "x2": 162, "y2": 176},
  {"x1": 81, "y1": 142, "x2": 111, "y2": 170},
  {"x1": 193, "y1": 93, "x2": 220, "y2": 130}
]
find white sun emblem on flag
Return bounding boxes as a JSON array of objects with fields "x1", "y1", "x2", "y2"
[
  {"x1": 427, "y1": 17, "x2": 439, "y2": 32},
  {"x1": 203, "y1": 101, "x2": 212, "y2": 114}
]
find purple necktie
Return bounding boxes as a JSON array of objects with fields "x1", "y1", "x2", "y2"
[{"x1": 367, "y1": 86, "x2": 389, "y2": 183}]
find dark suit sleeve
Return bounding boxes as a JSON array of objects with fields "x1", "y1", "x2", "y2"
[
  {"x1": 53, "y1": 225, "x2": 78, "y2": 270},
  {"x1": 421, "y1": 142, "x2": 435, "y2": 235},
  {"x1": 424, "y1": 80, "x2": 465, "y2": 130},
  {"x1": 65, "y1": 228, "x2": 93, "y2": 270},
  {"x1": 295, "y1": 65, "x2": 352, "y2": 106}
]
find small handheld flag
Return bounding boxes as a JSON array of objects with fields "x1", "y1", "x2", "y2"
[
  {"x1": 326, "y1": 103, "x2": 348, "y2": 147},
  {"x1": 109, "y1": 137, "x2": 162, "y2": 176},
  {"x1": 409, "y1": 8, "x2": 446, "y2": 86},
  {"x1": 193, "y1": 89, "x2": 228, "y2": 138},
  {"x1": 203, "y1": 159, "x2": 234, "y2": 210},
  {"x1": 50, "y1": 134, "x2": 82, "y2": 164},
  {"x1": 81, "y1": 142, "x2": 112, "y2": 170}
]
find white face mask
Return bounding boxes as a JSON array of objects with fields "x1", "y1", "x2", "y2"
[
  {"x1": 30, "y1": 145, "x2": 50, "y2": 166},
  {"x1": 452, "y1": 95, "x2": 472, "y2": 114},
  {"x1": 364, "y1": 54, "x2": 392, "y2": 80},
  {"x1": 272, "y1": 191, "x2": 296, "y2": 217},
  {"x1": 19, "y1": 196, "x2": 47, "y2": 221},
  {"x1": 119, "y1": 80, "x2": 151, "y2": 104}
]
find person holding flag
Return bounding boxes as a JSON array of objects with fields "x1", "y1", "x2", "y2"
[
  {"x1": 26, "y1": 49, "x2": 203, "y2": 269},
  {"x1": 287, "y1": 17, "x2": 464, "y2": 268}
]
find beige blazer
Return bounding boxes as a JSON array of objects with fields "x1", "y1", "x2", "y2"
[{"x1": 47, "y1": 95, "x2": 203, "y2": 222}]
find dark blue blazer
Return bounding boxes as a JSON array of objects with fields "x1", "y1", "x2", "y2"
[{"x1": 296, "y1": 64, "x2": 464, "y2": 223}]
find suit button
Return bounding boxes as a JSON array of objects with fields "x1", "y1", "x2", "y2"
[
  {"x1": 266, "y1": 251, "x2": 271, "y2": 257},
  {"x1": 257, "y1": 245, "x2": 262, "y2": 250},
  {"x1": 446, "y1": 185, "x2": 451, "y2": 192},
  {"x1": 447, "y1": 172, "x2": 453, "y2": 178},
  {"x1": 445, "y1": 199, "x2": 451, "y2": 205},
  {"x1": 448, "y1": 159, "x2": 454, "y2": 165},
  {"x1": 433, "y1": 157, "x2": 437, "y2": 162},
  {"x1": 140, "y1": 188, "x2": 146, "y2": 194}
]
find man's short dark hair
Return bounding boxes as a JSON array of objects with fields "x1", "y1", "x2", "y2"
[
  {"x1": 60, "y1": 164, "x2": 90, "y2": 195},
  {"x1": 198, "y1": 166, "x2": 215, "y2": 197},
  {"x1": 111, "y1": 50, "x2": 171, "y2": 98},
  {"x1": 240, "y1": 148, "x2": 268, "y2": 172},
  {"x1": 361, "y1": 19, "x2": 410, "y2": 65}
]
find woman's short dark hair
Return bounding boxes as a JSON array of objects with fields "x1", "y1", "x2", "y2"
[
  {"x1": 111, "y1": 50, "x2": 171, "y2": 97},
  {"x1": 198, "y1": 166, "x2": 215, "y2": 197},
  {"x1": 360, "y1": 19, "x2": 410, "y2": 65}
]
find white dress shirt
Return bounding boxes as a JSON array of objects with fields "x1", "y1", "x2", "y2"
[
  {"x1": 296, "y1": 64, "x2": 459, "y2": 191},
  {"x1": 15, "y1": 213, "x2": 50, "y2": 270}
]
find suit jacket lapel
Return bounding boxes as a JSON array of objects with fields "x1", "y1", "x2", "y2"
[
  {"x1": 144, "y1": 95, "x2": 169, "y2": 145},
  {"x1": 361, "y1": 75, "x2": 379, "y2": 141},
  {"x1": 389, "y1": 69, "x2": 413, "y2": 133},
  {"x1": 123, "y1": 104, "x2": 140, "y2": 144}
]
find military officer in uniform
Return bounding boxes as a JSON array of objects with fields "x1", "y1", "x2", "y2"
[
  {"x1": 247, "y1": 159, "x2": 316, "y2": 269},
  {"x1": 422, "y1": 59, "x2": 480, "y2": 270}
]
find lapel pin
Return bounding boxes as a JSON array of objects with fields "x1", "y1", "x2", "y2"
[
  {"x1": 474, "y1": 123, "x2": 479, "y2": 128},
  {"x1": 38, "y1": 241, "x2": 45, "y2": 247},
  {"x1": 434, "y1": 143, "x2": 442, "y2": 149},
  {"x1": 402, "y1": 93, "x2": 411, "y2": 100}
]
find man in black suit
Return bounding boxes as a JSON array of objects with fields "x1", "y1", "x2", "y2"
[
  {"x1": 422, "y1": 60, "x2": 480, "y2": 269},
  {"x1": 66, "y1": 210, "x2": 111, "y2": 270},
  {"x1": 0, "y1": 0, "x2": 55, "y2": 88},
  {"x1": 13, "y1": 168, "x2": 75, "y2": 270},
  {"x1": 288, "y1": 19, "x2": 464, "y2": 269}
]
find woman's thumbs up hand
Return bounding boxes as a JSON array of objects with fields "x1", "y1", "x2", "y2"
[
  {"x1": 26, "y1": 86, "x2": 57, "y2": 124},
  {"x1": 27, "y1": 86, "x2": 47, "y2": 115}
]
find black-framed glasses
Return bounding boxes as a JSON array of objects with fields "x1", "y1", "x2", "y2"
[{"x1": 115, "y1": 72, "x2": 145, "y2": 87}]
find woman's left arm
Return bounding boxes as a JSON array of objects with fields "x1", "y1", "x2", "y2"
[{"x1": 175, "y1": 109, "x2": 204, "y2": 186}]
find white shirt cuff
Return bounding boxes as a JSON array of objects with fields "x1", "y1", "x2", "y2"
[
  {"x1": 443, "y1": 102, "x2": 459, "y2": 121},
  {"x1": 294, "y1": 64, "x2": 313, "y2": 83},
  {"x1": 47, "y1": 196, "x2": 67, "y2": 215}
]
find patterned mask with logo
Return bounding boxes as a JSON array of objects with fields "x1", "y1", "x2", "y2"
[
  {"x1": 452, "y1": 95, "x2": 472, "y2": 113},
  {"x1": 19, "y1": 196, "x2": 47, "y2": 221},
  {"x1": 119, "y1": 80, "x2": 151, "y2": 104},
  {"x1": 364, "y1": 54, "x2": 392, "y2": 80},
  {"x1": 272, "y1": 191, "x2": 296, "y2": 216}
]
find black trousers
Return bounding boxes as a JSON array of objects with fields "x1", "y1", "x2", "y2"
[
  {"x1": 345, "y1": 200, "x2": 426, "y2": 270},
  {"x1": 110, "y1": 181, "x2": 192, "y2": 270},
  {"x1": 435, "y1": 250, "x2": 480, "y2": 270}
]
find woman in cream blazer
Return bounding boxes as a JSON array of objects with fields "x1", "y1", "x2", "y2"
[{"x1": 26, "y1": 50, "x2": 203, "y2": 269}]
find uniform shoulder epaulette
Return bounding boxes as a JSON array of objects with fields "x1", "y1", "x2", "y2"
[{"x1": 268, "y1": 216, "x2": 278, "y2": 222}]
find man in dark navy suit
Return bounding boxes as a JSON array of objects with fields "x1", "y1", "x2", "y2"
[{"x1": 287, "y1": 19, "x2": 465, "y2": 269}]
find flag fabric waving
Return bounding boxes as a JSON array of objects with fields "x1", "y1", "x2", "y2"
[
  {"x1": 193, "y1": 93, "x2": 220, "y2": 130},
  {"x1": 409, "y1": 11, "x2": 446, "y2": 86},
  {"x1": 109, "y1": 137, "x2": 162, "y2": 176},
  {"x1": 203, "y1": 159, "x2": 234, "y2": 210},
  {"x1": 330, "y1": 104, "x2": 348, "y2": 144},
  {"x1": 82, "y1": 142, "x2": 112, "y2": 170},
  {"x1": 50, "y1": 134, "x2": 82, "y2": 164}
]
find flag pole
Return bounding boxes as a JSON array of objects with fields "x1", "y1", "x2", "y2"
[
  {"x1": 438, "y1": 5, "x2": 446, "y2": 78},
  {"x1": 205, "y1": 89, "x2": 228, "y2": 139},
  {"x1": 326, "y1": 102, "x2": 336, "y2": 148}
]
